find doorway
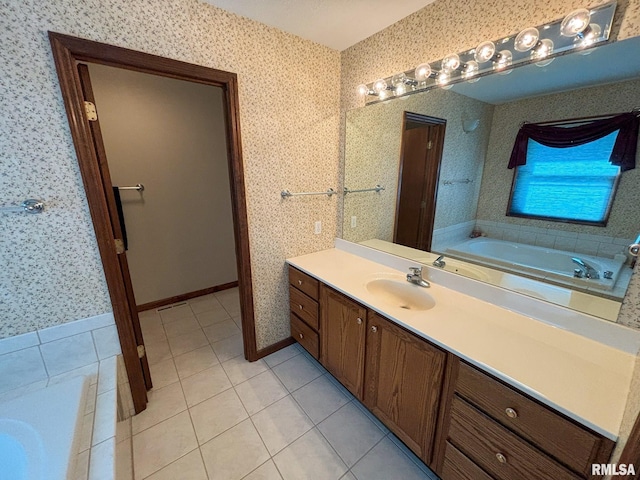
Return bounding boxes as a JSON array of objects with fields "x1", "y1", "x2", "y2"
[
  {"x1": 86, "y1": 63, "x2": 238, "y2": 311},
  {"x1": 49, "y1": 32, "x2": 257, "y2": 413},
  {"x1": 394, "y1": 112, "x2": 446, "y2": 252}
]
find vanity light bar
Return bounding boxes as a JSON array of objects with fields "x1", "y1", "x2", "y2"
[{"x1": 357, "y1": 1, "x2": 616, "y2": 104}]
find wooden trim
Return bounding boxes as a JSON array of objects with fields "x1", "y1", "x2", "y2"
[
  {"x1": 393, "y1": 112, "x2": 446, "y2": 251},
  {"x1": 432, "y1": 352, "x2": 460, "y2": 474},
  {"x1": 137, "y1": 281, "x2": 239, "y2": 312},
  {"x1": 49, "y1": 33, "x2": 149, "y2": 412},
  {"x1": 48, "y1": 32, "x2": 259, "y2": 413},
  {"x1": 255, "y1": 336, "x2": 296, "y2": 360}
]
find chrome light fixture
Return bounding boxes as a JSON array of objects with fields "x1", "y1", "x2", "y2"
[{"x1": 356, "y1": 2, "x2": 616, "y2": 103}]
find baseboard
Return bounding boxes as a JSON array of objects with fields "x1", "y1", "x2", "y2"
[
  {"x1": 254, "y1": 336, "x2": 296, "y2": 360},
  {"x1": 137, "y1": 281, "x2": 239, "y2": 312}
]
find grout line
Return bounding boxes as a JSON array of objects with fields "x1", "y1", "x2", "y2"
[{"x1": 139, "y1": 445, "x2": 200, "y2": 480}]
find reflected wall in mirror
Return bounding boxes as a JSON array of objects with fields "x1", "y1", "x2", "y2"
[{"x1": 342, "y1": 37, "x2": 640, "y2": 323}]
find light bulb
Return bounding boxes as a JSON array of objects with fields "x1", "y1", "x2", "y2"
[
  {"x1": 357, "y1": 84, "x2": 369, "y2": 96},
  {"x1": 414, "y1": 63, "x2": 432, "y2": 81},
  {"x1": 514, "y1": 27, "x2": 540, "y2": 52},
  {"x1": 395, "y1": 83, "x2": 407, "y2": 96},
  {"x1": 437, "y1": 72, "x2": 450, "y2": 86},
  {"x1": 474, "y1": 41, "x2": 496, "y2": 63},
  {"x1": 391, "y1": 73, "x2": 407, "y2": 87},
  {"x1": 379, "y1": 89, "x2": 389, "y2": 100},
  {"x1": 531, "y1": 39, "x2": 554, "y2": 61},
  {"x1": 442, "y1": 53, "x2": 460, "y2": 73},
  {"x1": 373, "y1": 79, "x2": 387, "y2": 93},
  {"x1": 463, "y1": 60, "x2": 479, "y2": 79},
  {"x1": 561, "y1": 8, "x2": 591, "y2": 37},
  {"x1": 580, "y1": 23, "x2": 602, "y2": 46},
  {"x1": 494, "y1": 50, "x2": 512, "y2": 72}
]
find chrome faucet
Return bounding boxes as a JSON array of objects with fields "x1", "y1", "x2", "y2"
[
  {"x1": 407, "y1": 267, "x2": 430, "y2": 288},
  {"x1": 571, "y1": 257, "x2": 600, "y2": 279},
  {"x1": 432, "y1": 255, "x2": 446, "y2": 268}
]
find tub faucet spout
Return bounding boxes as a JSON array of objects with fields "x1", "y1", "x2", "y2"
[
  {"x1": 571, "y1": 257, "x2": 600, "y2": 279},
  {"x1": 432, "y1": 255, "x2": 446, "y2": 268}
]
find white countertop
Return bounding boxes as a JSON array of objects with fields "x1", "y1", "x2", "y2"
[{"x1": 287, "y1": 244, "x2": 640, "y2": 441}]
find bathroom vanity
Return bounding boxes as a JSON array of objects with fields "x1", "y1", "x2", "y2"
[{"x1": 287, "y1": 242, "x2": 639, "y2": 479}]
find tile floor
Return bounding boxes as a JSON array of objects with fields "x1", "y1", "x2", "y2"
[{"x1": 135, "y1": 288, "x2": 439, "y2": 480}]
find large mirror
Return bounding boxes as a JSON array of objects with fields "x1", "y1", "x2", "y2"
[{"x1": 342, "y1": 37, "x2": 640, "y2": 322}]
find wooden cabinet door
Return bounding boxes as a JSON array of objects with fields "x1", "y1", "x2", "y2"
[
  {"x1": 364, "y1": 311, "x2": 446, "y2": 466},
  {"x1": 320, "y1": 284, "x2": 367, "y2": 399}
]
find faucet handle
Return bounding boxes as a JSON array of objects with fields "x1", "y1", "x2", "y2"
[{"x1": 409, "y1": 266, "x2": 422, "y2": 275}]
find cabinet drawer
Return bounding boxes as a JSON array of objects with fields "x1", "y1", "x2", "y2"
[
  {"x1": 291, "y1": 313, "x2": 319, "y2": 359},
  {"x1": 289, "y1": 266, "x2": 319, "y2": 300},
  {"x1": 448, "y1": 396, "x2": 579, "y2": 480},
  {"x1": 456, "y1": 362, "x2": 609, "y2": 475},
  {"x1": 290, "y1": 287, "x2": 319, "y2": 330},
  {"x1": 441, "y1": 441, "x2": 494, "y2": 480}
]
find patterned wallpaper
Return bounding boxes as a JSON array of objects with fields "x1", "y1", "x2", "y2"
[
  {"x1": 343, "y1": 89, "x2": 493, "y2": 243},
  {"x1": 476, "y1": 78, "x2": 640, "y2": 239},
  {"x1": 0, "y1": 0, "x2": 340, "y2": 346}
]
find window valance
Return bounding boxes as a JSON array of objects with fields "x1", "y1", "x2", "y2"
[{"x1": 508, "y1": 112, "x2": 639, "y2": 171}]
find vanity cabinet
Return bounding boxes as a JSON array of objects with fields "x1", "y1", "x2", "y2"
[
  {"x1": 435, "y1": 359, "x2": 615, "y2": 480},
  {"x1": 364, "y1": 311, "x2": 446, "y2": 465},
  {"x1": 288, "y1": 266, "x2": 320, "y2": 359},
  {"x1": 288, "y1": 265, "x2": 616, "y2": 479},
  {"x1": 319, "y1": 284, "x2": 367, "y2": 399}
]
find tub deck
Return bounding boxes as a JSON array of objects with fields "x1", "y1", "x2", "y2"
[{"x1": 0, "y1": 376, "x2": 87, "y2": 480}]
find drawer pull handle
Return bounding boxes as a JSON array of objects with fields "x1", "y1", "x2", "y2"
[
  {"x1": 357, "y1": 317, "x2": 363, "y2": 325},
  {"x1": 299, "y1": 333, "x2": 304, "y2": 339},
  {"x1": 495, "y1": 453, "x2": 507, "y2": 464},
  {"x1": 371, "y1": 326, "x2": 378, "y2": 333},
  {"x1": 505, "y1": 407, "x2": 518, "y2": 418},
  {"x1": 298, "y1": 280, "x2": 302, "y2": 285},
  {"x1": 299, "y1": 304, "x2": 303, "y2": 310}
]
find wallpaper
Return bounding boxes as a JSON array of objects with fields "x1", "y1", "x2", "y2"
[
  {"x1": 476, "y1": 78, "x2": 640, "y2": 240},
  {"x1": 343, "y1": 89, "x2": 493, "y2": 243},
  {"x1": 0, "y1": 0, "x2": 340, "y2": 345}
]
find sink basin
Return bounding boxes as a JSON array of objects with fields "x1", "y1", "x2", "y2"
[{"x1": 366, "y1": 278, "x2": 436, "y2": 311}]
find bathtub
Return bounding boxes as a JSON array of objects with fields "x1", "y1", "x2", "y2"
[
  {"x1": 0, "y1": 376, "x2": 87, "y2": 480},
  {"x1": 445, "y1": 237, "x2": 626, "y2": 294}
]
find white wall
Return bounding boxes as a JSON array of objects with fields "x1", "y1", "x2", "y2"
[{"x1": 88, "y1": 64, "x2": 237, "y2": 306}]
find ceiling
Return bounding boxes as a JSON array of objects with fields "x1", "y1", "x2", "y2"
[{"x1": 201, "y1": 0, "x2": 437, "y2": 51}]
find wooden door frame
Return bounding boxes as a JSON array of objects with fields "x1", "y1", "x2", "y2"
[
  {"x1": 48, "y1": 33, "x2": 260, "y2": 402},
  {"x1": 393, "y1": 112, "x2": 446, "y2": 251}
]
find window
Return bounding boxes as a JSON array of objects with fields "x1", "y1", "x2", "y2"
[{"x1": 507, "y1": 131, "x2": 620, "y2": 225}]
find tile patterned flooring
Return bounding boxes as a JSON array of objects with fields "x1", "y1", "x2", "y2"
[{"x1": 136, "y1": 288, "x2": 438, "y2": 480}]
